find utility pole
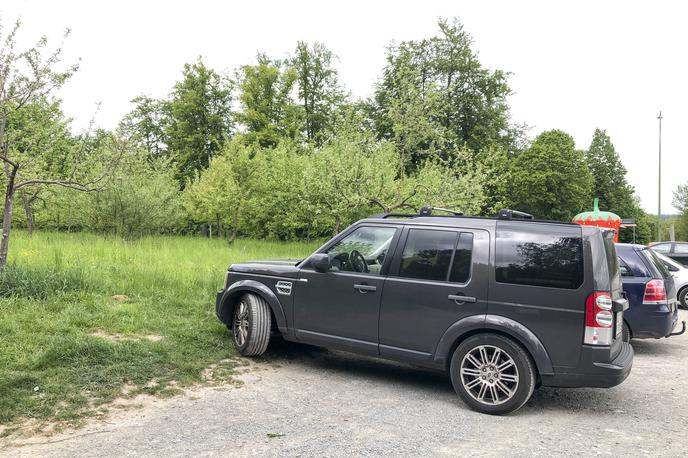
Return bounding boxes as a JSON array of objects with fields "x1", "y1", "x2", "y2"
[{"x1": 657, "y1": 110, "x2": 662, "y2": 242}]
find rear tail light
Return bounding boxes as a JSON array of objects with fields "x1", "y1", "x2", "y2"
[
  {"x1": 643, "y1": 279, "x2": 667, "y2": 305},
  {"x1": 584, "y1": 292, "x2": 614, "y2": 345}
]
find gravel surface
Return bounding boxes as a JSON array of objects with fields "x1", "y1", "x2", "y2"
[{"x1": 3, "y1": 310, "x2": 687, "y2": 457}]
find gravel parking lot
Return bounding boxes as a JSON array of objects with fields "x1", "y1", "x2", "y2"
[{"x1": 3, "y1": 310, "x2": 687, "y2": 457}]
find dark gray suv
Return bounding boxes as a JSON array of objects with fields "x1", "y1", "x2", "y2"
[{"x1": 215, "y1": 208, "x2": 633, "y2": 414}]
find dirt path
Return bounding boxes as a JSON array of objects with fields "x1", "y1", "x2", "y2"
[{"x1": 2, "y1": 311, "x2": 687, "y2": 457}]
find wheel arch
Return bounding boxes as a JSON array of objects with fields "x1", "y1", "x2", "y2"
[
  {"x1": 434, "y1": 314, "x2": 554, "y2": 376},
  {"x1": 623, "y1": 318, "x2": 634, "y2": 338},
  {"x1": 217, "y1": 280, "x2": 287, "y2": 332},
  {"x1": 678, "y1": 284, "x2": 688, "y2": 306}
]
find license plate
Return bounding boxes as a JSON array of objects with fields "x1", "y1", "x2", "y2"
[{"x1": 615, "y1": 312, "x2": 623, "y2": 337}]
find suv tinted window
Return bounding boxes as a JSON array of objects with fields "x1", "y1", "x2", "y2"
[
  {"x1": 496, "y1": 226, "x2": 584, "y2": 289},
  {"x1": 399, "y1": 229, "x2": 457, "y2": 281},
  {"x1": 449, "y1": 233, "x2": 473, "y2": 283}
]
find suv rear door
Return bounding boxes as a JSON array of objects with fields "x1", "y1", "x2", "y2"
[
  {"x1": 488, "y1": 222, "x2": 589, "y2": 368},
  {"x1": 378, "y1": 226, "x2": 489, "y2": 362}
]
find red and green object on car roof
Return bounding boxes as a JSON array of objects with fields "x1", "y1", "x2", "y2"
[{"x1": 572, "y1": 198, "x2": 621, "y2": 242}]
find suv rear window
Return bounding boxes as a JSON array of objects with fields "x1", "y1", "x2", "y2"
[{"x1": 495, "y1": 225, "x2": 584, "y2": 289}]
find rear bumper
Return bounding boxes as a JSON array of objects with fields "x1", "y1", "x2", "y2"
[
  {"x1": 627, "y1": 303, "x2": 679, "y2": 339},
  {"x1": 542, "y1": 342, "x2": 633, "y2": 388}
]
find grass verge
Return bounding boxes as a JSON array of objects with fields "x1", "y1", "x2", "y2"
[{"x1": 0, "y1": 231, "x2": 319, "y2": 431}]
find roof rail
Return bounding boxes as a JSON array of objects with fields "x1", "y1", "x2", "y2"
[
  {"x1": 377, "y1": 206, "x2": 464, "y2": 219},
  {"x1": 420, "y1": 206, "x2": 464, "y2": 216},
  {"x1": 497, "y1": 209, "x2": 534, "y2": 220},
  {"x1": 377, "y1": 213, "x2": 418, "y2": 219}
]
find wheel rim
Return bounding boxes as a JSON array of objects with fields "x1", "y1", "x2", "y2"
[
  {"x1": 233, "y1": 301, "x2": 249, "y2": 347},
  {"x1": 460, "y1": 345, "x2": 519, "y2": 406}
]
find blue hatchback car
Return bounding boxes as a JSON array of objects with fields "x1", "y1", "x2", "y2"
[{"x1": 616, "y1": 243, "x2": 684, "y2": 341}]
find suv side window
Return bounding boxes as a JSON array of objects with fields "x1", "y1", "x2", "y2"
[
  {"x1": 495, "y1": 226, "x2": 584, "y2": 289},
  {"x1": 397, "y1": 229, "x2": 474, "y2": 283},
  {"x1": 326, "y1": 226, "x2": 397, "y2": 275},
  {"x1": 399, "y1": 229, "x2": 456, "y2": 281}
]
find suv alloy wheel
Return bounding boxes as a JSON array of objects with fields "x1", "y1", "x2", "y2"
[
  {"x1": 232, "y1": 293, "x2": 272, "y2": 356},
  {"x1": 450, "y1": 334, "x2": 535, "y2": 415}
]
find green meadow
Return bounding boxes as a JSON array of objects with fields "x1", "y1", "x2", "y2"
[{"x1": 0, "y1": 231, "x2": 319, "y2": 428}]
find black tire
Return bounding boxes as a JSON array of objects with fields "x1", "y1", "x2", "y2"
[
  {"x1": 679, "y1": 287, "x2": 688, "y2": 310},
  {"x1": 450, "y1": 334, "x2": 535, "y2": 415},
  {"x1": 622, "y1": 320, "x2": 631, "y2": 343},
  {"x1": 231, "y1": 293, "x2": 271, "y2": 356}
]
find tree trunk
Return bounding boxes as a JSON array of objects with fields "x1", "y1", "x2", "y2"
[
  {"x1": 216, "y1": 214, "x2": 222, "y2": 239},
  {"x1": 0, "y1": 167, "x2": 18, "y2": 273},
  {"x1": 21, "y1": 191, "x2": 35, "y2": 237}
]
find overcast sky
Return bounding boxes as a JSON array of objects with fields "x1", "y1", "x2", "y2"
[{"x1": 3, "y1": 0, "x2": 686, "y2": 215}]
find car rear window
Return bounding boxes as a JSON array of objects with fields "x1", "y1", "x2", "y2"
[
  {"x1": 642, "y1": 248, "x2": 671, "y2": 279},
  {"x1": 495, "y1": 224, "x2": 584, "y2": 289}
]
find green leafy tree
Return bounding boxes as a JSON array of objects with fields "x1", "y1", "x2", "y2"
[
  {"x1": 5, "y1": 97, "x2": 76, "y2": 235},
  {"x1": 166, "y1": 58, "x2": 233, "y2": 186},
  {"x1": 234, "y1": 54, "x2": 301, "y2": 148},
  {"x1": 291, "y1": 41, "x2": 346, "y2": 146},
  {"x1": 182, "y1": 140, "x2": 256, "y2": 240},
  {"x1": 584, "y1": 129, "x2": 652, "y2": 243},
  {"x1": 509, "y1": 130, "x2": 593, "y2": 221},
  {"x1": 585, "y1": 129, "x2": 636, "y2": 214},
  {"x1": 673, "y1": 182, "x2": 688, "y2": 240},
  {"x1": 120, "y1": 95, "x2": 167, "y2": 158},
  {"x1": 85, "y1": 154, "x2": 183, "y2": 238},
  {"x1": 0, "y1": 21, "x2": 120, "y2": 271},
  {"x1": 370, "y1": 18, "x2": 520, "y2": 170}
]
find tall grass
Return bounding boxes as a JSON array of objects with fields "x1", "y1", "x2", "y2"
[{"x1": 0, "y1": 231, "x2": 319, "y2": 427}]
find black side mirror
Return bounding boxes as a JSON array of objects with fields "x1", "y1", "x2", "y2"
[{"x1": 310, "y1": 253, "x2": 330, "y2": 273}]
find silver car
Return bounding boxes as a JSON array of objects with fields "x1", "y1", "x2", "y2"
[{"x1": 654, "y1": 251, "x2": 688, "y2": 309}]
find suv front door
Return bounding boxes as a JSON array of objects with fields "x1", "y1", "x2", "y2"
[
  {"x1": 379, "y1": 226, "x2": 489, "y2": 361},
  {"x1": 294, "y1": 224, "x2": 400, "y2": 354}
]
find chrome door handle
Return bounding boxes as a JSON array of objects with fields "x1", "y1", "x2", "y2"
[
  {"x1": 448, "y1": 294, "x2": 477, "y2": 304},
  {"x1": 354, "y1": 284, "x2": 377, "y2": 293}
]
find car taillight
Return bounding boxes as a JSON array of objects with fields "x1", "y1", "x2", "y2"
[
  {"x1": 643, "y1": 279, "x2": 666, "y2": 304},
  {"x1": 584, "y1": 292, "x2": 614, "y2": 345}
]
